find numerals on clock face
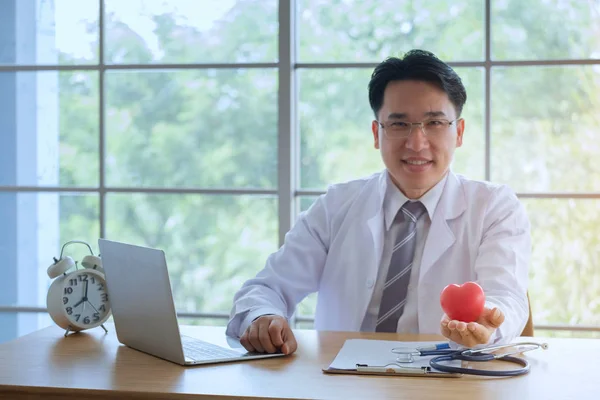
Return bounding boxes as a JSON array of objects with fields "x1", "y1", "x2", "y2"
[{"x1": 62, "y1": 272, "x2": 110, "y2": 326}]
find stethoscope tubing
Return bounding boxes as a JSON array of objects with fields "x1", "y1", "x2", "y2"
[{"x1": 424, "y1": 350, "x2": 530, "y2": 376}]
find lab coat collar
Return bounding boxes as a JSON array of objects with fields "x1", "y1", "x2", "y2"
[
  {"x1": 383, "y1": 171, "x2": 449, "y2": 231},
  {"x1": 436, "y1": 170, "x2": 467, "y2": 221},
  {"x1": 365, "y1": 169, "x2": 466, "y2": 324}
]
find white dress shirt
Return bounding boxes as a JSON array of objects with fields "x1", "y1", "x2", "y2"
[{"x1": 361, "y1": 171, "x2": 449, "y2": 333}]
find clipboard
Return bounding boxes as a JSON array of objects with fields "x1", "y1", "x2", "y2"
[{"x1": 322, "y1": 339, "x2": 462, "y2": 378}]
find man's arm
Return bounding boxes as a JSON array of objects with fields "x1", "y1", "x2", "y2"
[
  {"x1": 441, "y1": 184, "x2": 530, "y2": 347},
  {"x1": 225, "y1": 194, "x2": 331, "y2": 339},
  {"x1": 475, "y1": 184, "x2": 531, "y2": 344}
]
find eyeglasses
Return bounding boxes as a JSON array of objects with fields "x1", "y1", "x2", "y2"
[{"x1": 378, "y1": 118, "x2": 461, "y2": 138}]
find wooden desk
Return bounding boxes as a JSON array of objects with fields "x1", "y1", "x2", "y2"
[{"x1": 0, "y1": 324, "x2": 596, "y2": 400}]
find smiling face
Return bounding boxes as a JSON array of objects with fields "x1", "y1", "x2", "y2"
[{"x1": 372, "y1": 80, "x2": 465, "y2": 199}]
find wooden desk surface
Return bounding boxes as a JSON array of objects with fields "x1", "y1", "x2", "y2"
[{"x1": 0, "y1": 324, "x2": 596, "y2": 400}]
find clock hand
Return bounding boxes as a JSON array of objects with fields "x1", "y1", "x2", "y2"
[
  {"x1": 83, "y1": 280, "x2": 89, "y2": 300},
  {"x1": 86, "y1": 300, "x2": 99, "y2": 314},
  {"x1": 72, "y1": 298, "x2": 84, "y2": 308},
  {"x1": 72, "y1": 279, "x2": 89, "y2": 309}
]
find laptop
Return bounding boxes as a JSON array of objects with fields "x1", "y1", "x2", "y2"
[{"x1": 98, "y1": 238, "x2": 286, "y2": 366}]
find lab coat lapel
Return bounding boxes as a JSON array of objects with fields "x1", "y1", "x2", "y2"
[
  {"x1": 355, "y1": 172, "x2": 387, "y2": 328},
  {"x1": 367, "y1": 210, "x2": 384, "y2": 269},
  {"x1": 359, "y1": 208, "x2": 384, "y2": 330},
  {"x1": 366, "y1": 171, "x2": 388, "y2": 272},
  {"x1": 419, "y1": 172, "x2": 466, "y2": 279}
]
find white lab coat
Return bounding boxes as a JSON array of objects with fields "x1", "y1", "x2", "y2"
[{"x1": 226, "y1": 170, "x2": 531, "y2": 344}]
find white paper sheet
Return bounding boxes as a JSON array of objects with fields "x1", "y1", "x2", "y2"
[{"x1": 327, "y1": 339, "x2": 461, "y2": 373}]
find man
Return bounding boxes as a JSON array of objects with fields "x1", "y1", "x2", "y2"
[{"x1": 226, "y1": 49, "x2": 530, "y2": 355}]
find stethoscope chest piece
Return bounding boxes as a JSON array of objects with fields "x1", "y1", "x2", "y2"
[{"x1": 395, "y1": 352, "x2": 417, "y2": 363}]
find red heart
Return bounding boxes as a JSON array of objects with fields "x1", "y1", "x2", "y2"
[{"x1": 440, "y1": 282, "x2": 486, "y2": 322}]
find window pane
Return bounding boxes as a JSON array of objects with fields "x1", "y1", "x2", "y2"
[
  {"x1": 105, "y1": 194, "x2": 278, "y2": 314},
  {"x1": 104, "y1": 0, "x2": 278, "y2": 64},
  {"x1": 0, "y1": 192, "x2": 99, "y2": 309},
  {"x1": 298, "y1": 68, "x2": 381, "y2": 189},
  {"x1": 299, "y1": 196, "x2": 319, "y2": 213},
  {"x1": 449, "y1": 68, "x2": 485, "y2": 181},
  {"x1": 491, "y1": 66, "x2": 600, "y2": 192},
  {"x1": 296, "y1": 292, "x2": 318, "y2": 318},
  {"x1": 492, "y1": 0, "x2": 600, "y2": 60},
  {"x1": 105, "y1": 69, "x2": 277, "y2": 188},
  {"x1": 524, "y1": 199, "x2": 600, "y2": 327},
  {"x1": 179, "y1": 317, "x2": 228, "y2": 327},
  {"x1": 0, "y1": 71, "x2": 99, "y2": 187},
  {"x1": 0, "y1": 192, "x2": 98, "y2": 343},
  {"x1": 299, "y1": 67, "x2": 484, "y2": 190},
  {"x1": 0, "y1": 0, "x2": 98, "y2": 65},
  {"x1": 298, "y1": 0, "x2": 484, "y2": 62},
  {"x1": 0, "y1": 312, "x2": 52, "y2": 344},
  {"x1": 294, "y1": 319, "x2": 315, "y2": 329}
]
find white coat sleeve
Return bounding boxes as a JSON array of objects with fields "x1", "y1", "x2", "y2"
[
  {"x1": 474, "y1": 185, "x2": 531, "y2": 345},
  {"x1": 225, "y1": 194, "x2": 331, "y2": 338}
]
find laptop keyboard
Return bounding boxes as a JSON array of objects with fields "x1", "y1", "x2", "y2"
[{"x1": 181, "y1": 335, "x2": 241, "y2": 361}]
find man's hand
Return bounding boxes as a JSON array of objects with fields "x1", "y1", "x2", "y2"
[
  {"x1": 240, "y1": 315, "x2": 297, "y2": 355},
  {"x1": 440, "y1": 307, "x2": 505, "y2": 347}
]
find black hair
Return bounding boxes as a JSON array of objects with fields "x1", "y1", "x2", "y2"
[{"x1": 368, "y1": 49, "x2": 467, "y2": 118}]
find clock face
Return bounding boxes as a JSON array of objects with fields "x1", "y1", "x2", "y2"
[{"x1": 61, "y1": 270, "x2": 110, "y2": 328}]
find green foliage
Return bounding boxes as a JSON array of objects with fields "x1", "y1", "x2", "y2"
[
  {"x1": 492, "y1": 0, "x2": 600, "y2": 60},
  {"x1": 58, "y1": 71, "x2": 99, "y2": 187},
  {"x1": 57, "y1": 0, "x2": 600, "y2": 329},
  {"x1": 297, "y1": 0, "x2": 485, "y2": 62}
]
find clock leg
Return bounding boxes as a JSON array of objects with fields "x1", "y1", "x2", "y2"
[
  {"x1": 64, "y1": 326, "x2": 72, "y2": 337},
  {"x1": 101, "y1": 324, "x2": 108, "y2": 333}
]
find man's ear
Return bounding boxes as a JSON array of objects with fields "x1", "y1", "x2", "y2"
[
  {"x1": 455, "y1": 118, "x2": 465, "y2": 148},
  {"x1": 372, "y1": 120, "x2": 380, "y2": 149}
]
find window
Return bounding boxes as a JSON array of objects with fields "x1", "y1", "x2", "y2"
[{"x1": 1, "y1": 0, "x2": 600, "y2": 343}]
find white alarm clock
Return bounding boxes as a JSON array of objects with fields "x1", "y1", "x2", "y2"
[{"x1": 46, "y1": 240, "x2": 112, "y2": 336}]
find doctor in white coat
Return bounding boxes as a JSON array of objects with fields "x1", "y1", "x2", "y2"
[{"x1": 226, "y1": 49, "x2": 530, "y2": 355}]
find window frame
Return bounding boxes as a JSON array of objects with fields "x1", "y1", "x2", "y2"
[{"x1": 1, "y1": 0, "x2": 599, "y2": 335}]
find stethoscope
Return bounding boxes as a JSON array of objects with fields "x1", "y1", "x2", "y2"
[{"x1": 391, "y1": 341, "x2": 549, "y2": 377}]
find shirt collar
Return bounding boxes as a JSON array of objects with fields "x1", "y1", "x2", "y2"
[{"x1": 383, "y1": 170, "x2": 449, "y2": 231}]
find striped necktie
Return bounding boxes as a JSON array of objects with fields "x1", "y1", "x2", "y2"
[{"x1": 376, "y1": 201, "x2": 427, "y2": 333}]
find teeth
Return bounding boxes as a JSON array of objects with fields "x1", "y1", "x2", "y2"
[{"x1": 406, "y1": 160, "x2": 429, "y2": 165}]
